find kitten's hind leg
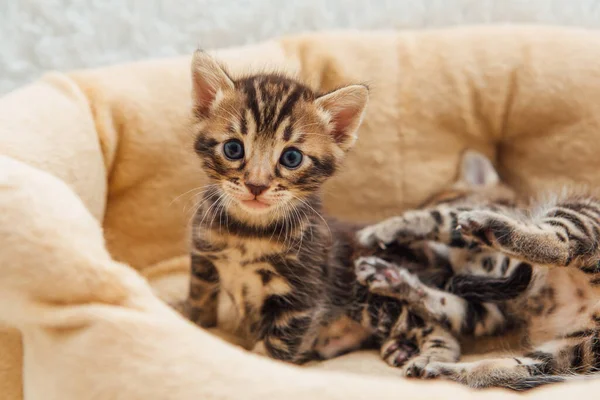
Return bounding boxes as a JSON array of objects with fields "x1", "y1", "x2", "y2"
[
  {"x1": 421, "y1": 334, "x2": 599, "y2": 390},
  {"x1": 458, "y1": 199, "x2": 600, "y2": 269},
  {"x1": 355, "y1": 257, "x2": 510, "y2": 337},
  {"x1": 420, "y1": 356, "x2": 564, "y2": 390}
]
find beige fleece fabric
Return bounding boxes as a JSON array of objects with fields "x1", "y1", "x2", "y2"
[{"x1": 2, "y1": 25, "x2": 600, "y2": 399}]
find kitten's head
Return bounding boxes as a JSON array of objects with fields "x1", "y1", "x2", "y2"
[
  {"x1": 190, "y1": 51, "x2": 368, "y2": 223},
  {"x1": 423, "y1": 150, "x2": 517, "y2": 207}
]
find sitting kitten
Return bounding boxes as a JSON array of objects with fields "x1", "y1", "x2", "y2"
[
  {"x1": 181, "y1": 50, "x2": 370, "y2": 362},
  {"x1": 357, "y1": 153, "x2": 600, "y2": 389}
]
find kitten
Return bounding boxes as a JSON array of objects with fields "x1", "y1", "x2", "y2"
[
  {"x1": 182, "y1": 50, "x2": 369, "y2": 362},
  {"x1": 357, "y1": 153, "x2": 600, "y2": 390},
  {"x1": 315, "y1": 150, "x2": 532, "y2": 370}
]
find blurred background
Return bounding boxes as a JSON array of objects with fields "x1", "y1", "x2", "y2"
[{"x1": 1, "y1": 0, "x2": 600, "y2": 94}]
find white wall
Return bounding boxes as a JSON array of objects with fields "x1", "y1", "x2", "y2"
[{"x1": 2, "y1": 0, "x2": 600, "y2": 94}]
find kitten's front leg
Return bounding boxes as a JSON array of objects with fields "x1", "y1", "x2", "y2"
[
  {"x1": 357, "y1": 206, "x2": 475, "y2": 250},
  {"x1": 182, "y1": 253, "x2": 220, "y2": 327},
  {"x1": 380, "y1": 322, "x2": 460, "y2": 376},
  {"x1": 258, "y1": 293, "x2": 319, "y2": 364}
]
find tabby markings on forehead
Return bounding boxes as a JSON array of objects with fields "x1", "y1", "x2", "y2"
[{"x1": 236, "y1": 77, "x2": 313, "y2": 136}]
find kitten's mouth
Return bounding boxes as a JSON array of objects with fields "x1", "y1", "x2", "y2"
[{"x1": 240, "y1": 199, "x2": 271, "y2": 210}]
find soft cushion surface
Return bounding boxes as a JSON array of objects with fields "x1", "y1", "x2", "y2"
[{"x1": 2, "y1": 26, "x2": 600, "y2": 399}]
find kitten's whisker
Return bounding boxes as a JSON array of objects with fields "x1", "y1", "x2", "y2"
[
  {"x1": 183, "y1": 186, "x2": 220, "y2": 219},
  {"x1": 298, "y1": 207, "x2": 314, "y2": 244},
  {"x1": 222, "y1": 196, "x2": 234, "y2": 235},
  {"x1": 199, "y1": 192, "x2": 226, "y2": 229},
  {"x1": 292, "y1": 206, "x2": 307, "y2": 256},
  {"x1": 217, "y1": 194, "x2": 229, "y2": 234},
  {"x1": 177, "y1": 183, "x2": 219, "y2": 199},
  {"x1": 206, "y1": 192, "x2": 228, "y2": 243},
  {"x1": 292, "y1": 195, "x2": 332, "y2": 240},
  {"x1": 209, "y1": 193, "x2": 228, "y2": 231},
  {"x1": 288, "y1": 205, "x2": 301, "y2": 251},
  {"x1": 186, "y1": 190, "x2": 221, "y2": 228},
  {"x1": 170, "y1": 186, "x2": 208, "y2": 207}
]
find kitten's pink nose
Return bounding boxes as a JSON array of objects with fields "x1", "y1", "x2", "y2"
[{"x1": 245, "y1": 182, "x2": 269, "y2": 197}]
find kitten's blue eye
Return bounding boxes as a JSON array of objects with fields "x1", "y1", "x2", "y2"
[
  {"x1": 223, "y1": 140, "x2": 244, "y2": 160},
  {"x1": 280, "y1": 148, "x2": 303, "y2": 169}
]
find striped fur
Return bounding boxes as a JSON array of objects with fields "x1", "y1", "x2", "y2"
[
  {"x1": 182, "y1": 51, "x2": 370, "y2": 362},
  {"x1": 356, "y1": 151, "x2": 600, "y2": 389}
]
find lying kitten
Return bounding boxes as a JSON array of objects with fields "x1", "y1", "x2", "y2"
[
  {"x1": 315, "y1": 150, "x2": 533, "y2": 369},
  {"x1": 357, "y1": 155, "x2": 600, "y2": 389},
  {"x1": 180, "y1": 51, "x2": 530, "y2": 370}
]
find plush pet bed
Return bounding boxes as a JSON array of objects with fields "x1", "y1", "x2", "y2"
[{"x1": 2, "y1": 25, "x2": 600, "y2": 399}]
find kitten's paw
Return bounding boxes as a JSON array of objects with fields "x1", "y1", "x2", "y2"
[
  {"x1": 252, "y1": 340, "x2": 268, "y2": 356},
  {"x1": 420, "y1": 362, "x2": 459, "y2": 380},
  {"x1": 381, "y1": 338, "x2": 418, "y2": 367},
  {"x1": 178, "y1": 301, "x2": 218, "y2": 328},
  {"x1": 356, "y1": 217, "x2": 406, "y2": 249},
  {"x1": 357, "y1": 213, "x2": 433, "y2": 249},
  {"x1": 457, "y1": 210, "x2": 513, "y2": 248},
  {"x1": 354, "y1": 257, "x2": 426, "y2": 300},
  {"x1": 354, "y1": 256, "x2": 400, "y2": 288},
  {"x1": 403, "y1": 356, "x2": 436, "y2": 379}
]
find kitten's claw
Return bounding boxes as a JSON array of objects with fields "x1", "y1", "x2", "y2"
[
  {"x1": 457, "y1": 210, "x2": 508, "y2": 247},
  {"x1": 403, "y1": 356, "x2": 431, "y2": 378},
  {"x1": 355, "y1": 256, "x2": 399, "y2": 289},
  {"x1": 381, "y1": 338, "x2": 418, "y2": 368},
  {"x1": 457, "y1": 212, "x2": 486, "y2": 236}
]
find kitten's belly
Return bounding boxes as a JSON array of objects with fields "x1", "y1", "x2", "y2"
[
  {"x1": 210, "y1": 241, "x2": 292, "y2": 336},
  {"x1": 527, "y1": 268, "x2": 600, "y2": 343},
  {"x1": 217, "y1": 289, "x2": 247, "y2": 334},
  {"x1": 213, "y1": 254, "x2": 263, "y2": 336}
]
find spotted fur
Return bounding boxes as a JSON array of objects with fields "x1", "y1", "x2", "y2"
[
  {"x1": 357, "y1": 151, "x2": 600, "y2": 390},
  {"x1": 314, "y1": 151, "x2": 529, "y2": 371}
]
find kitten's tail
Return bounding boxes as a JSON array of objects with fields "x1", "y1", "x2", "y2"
[
  {"x1": 504, "y1": 375, "x2": 566, "y2": 391},
  {"x1": 505, "y1": 373, "x2": 600, "y2": 391},
  {"x1": 445, "y1": 262, "x2": 532, "y2": 302}
]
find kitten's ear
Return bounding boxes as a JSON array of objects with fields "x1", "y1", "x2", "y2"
[
  {"x1": 459, "y1": 150, "x2": 499, "y2": 187},
  {"x1": 315, "y1": 85, "x2": 369, "y2": 151},
  {"x1": 191, "y1": 50, "x2": 235, "y2": 117}
]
